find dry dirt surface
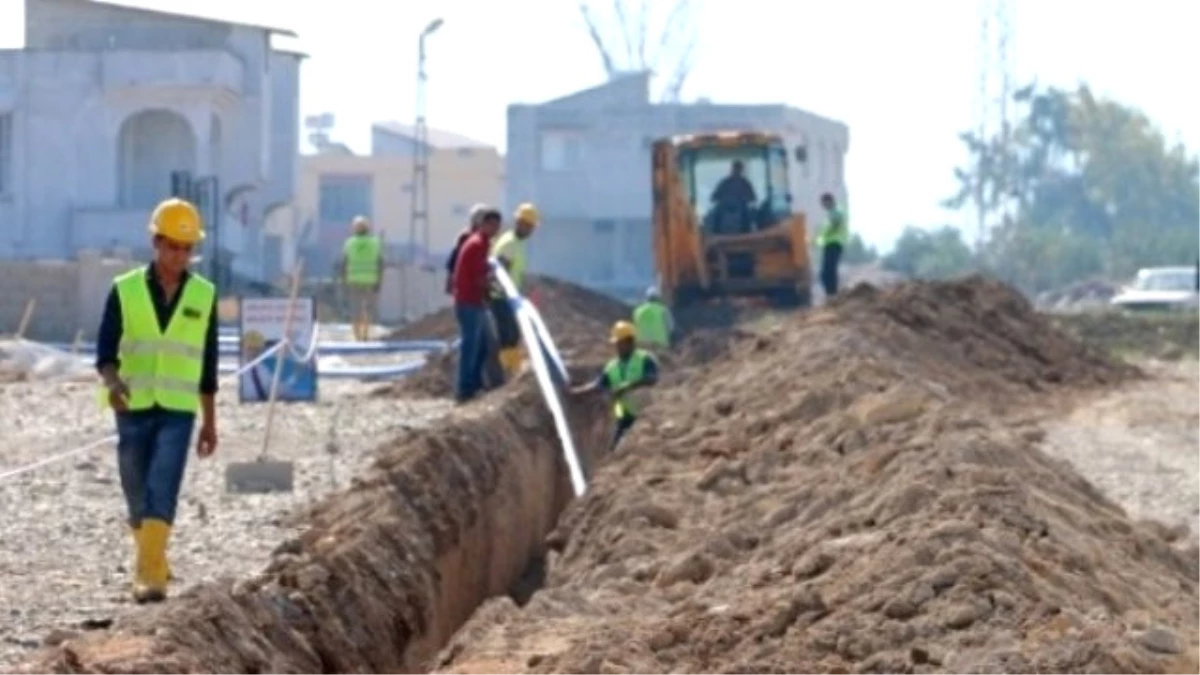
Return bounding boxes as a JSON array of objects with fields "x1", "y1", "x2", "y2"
[
  {"x1": 437, "y1": 278, "x2": 1199, "y2": 674},
  {"x1": 0, "y1": 377, "x2": 450, "y2": 669},
  {"x1": 1051, "y1": 311, "x2": 1199, "y2": 361},
  {"x1": 1041, "y1": 359, "x2": 1199, "y2": 542},
  {"x1": 385, "y1": 276, "x2": 633, "y2": 399}
]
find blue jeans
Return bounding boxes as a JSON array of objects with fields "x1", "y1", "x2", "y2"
[
  {"x1": 115, "y1": 409, "x2": 195, "y2": 527},
  {"x1": 455, "y1": 303, "x2": 489, "y2": 401}
]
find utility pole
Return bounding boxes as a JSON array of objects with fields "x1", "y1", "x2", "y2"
[{"x1": 406, "y1": 17, "x2": 443, "y2": 320}]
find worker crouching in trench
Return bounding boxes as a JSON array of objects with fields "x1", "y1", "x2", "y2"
[
  {"x1": 94, "y1": 197, "x2": 220, "y2": 603},
  {"x1": 570, "y1": 320, "x2": 660, "y2": 451}
]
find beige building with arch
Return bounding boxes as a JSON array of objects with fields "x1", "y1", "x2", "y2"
[{"x1": 0, "y1": 0, "x2": 301, "y2": 283}]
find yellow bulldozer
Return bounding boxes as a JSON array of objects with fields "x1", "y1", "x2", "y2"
[{"x1": 651, "y1": 130, "x2": 813, "y2": 313}]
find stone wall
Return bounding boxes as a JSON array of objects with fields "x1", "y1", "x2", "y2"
[{"x1": 0, "y1": 251, "x2": 140, "y2": 342}]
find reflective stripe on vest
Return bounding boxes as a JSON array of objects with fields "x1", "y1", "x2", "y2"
[
  {"x1": 633, "y1": 301, "x2": 669, "y2": 348},
  {"x1": 344, "y1": 235, "x2": 382, "y2": 286},
  {"x1": 603, "y1": 349, "x2": 649, "y2": 419},
  {"x1": 104, "y1": 267, "x2": 214, "y2": 413}
]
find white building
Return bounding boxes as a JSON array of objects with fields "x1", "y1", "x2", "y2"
[
  {"x1": 506, "y1": 73, "x2": 849, "y2": 299},
  {"x1": 0, "y1": 0, "x2": 303, "y2": 282}
]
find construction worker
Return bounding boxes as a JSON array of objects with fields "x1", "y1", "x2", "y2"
[
  {"x1": 816, "y1": 193, "x2": 848, "y2": 297},
  {"x1": 339, "y1": 215, "x2": 383, "y2": 341},
  {"x1": 446, "y1": 203, "x2": 487, "y2": 295},
  {"x1": 632, "y1": 285, "x2": 674, "y2": 349},
  {"x1": 452, "y1": 206, "x2": 502, "y2": 403},
  {"x1": 569, "y1": 320, "x2": 660, "y2": 451},
  {"x1": 490, "y1": 202, "x2": 540, "y2": 377},
  {"x1": 93, "y1": 197, "x2": 219, "y2": 604}
]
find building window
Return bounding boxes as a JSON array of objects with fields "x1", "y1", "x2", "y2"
[
  {"x1": 541, "y1": 129, "x2": 585, "y2": 172},
  {"x1": 592, "y1": 219, "x2": 614, "y2": 234},
  {"x1": 0, "y1": 112, "x2": 11, "y2": 198},
  {"x1": 318, "y1": 174, "x2": 373, "y2": 224},
  {"x1": 456, "y1": 147, "x2": 475, "y2": 158},
  {"x1": 451, "y1": 203, "x2": 468, "y2": 217},
  {"x1": 832, "y1": 144, "x2": 844, "y2": 186}
]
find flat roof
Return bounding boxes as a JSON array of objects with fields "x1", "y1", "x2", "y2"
[{"x1": 80, "y1": 0, "x2": 298, "y2": 37}]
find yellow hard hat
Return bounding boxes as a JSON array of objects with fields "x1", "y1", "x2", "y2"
[
  {"x1": 514, "y1": 202, "x2": 540, "y2": 227},
  {"x1": 148, "y1": 198, "x2": 205, "y2": 244},
  {"x1": 610, "y1": 320, "x2": 636, "y2": 343}
]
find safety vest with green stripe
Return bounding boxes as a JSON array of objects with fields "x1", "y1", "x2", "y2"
[
  {"x1": 104, "y1": 267, "x2": 215, "y2": 413},
  {"x1": 604, "y1": 349, "x2": 651, "y2": 419},
  {"x1": 343, "y1": 235, "x2": 382, "y2": 286},
  {"x1": 633, "y1": 301, "x2": 670, "y2": 348},
  {"x1": 816, "y1": 207, "x2": 849, "y2": 247}
]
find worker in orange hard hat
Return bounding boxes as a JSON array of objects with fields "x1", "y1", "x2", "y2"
[
  {"x1": 568, "y1": 320, "x2": 660, "y2": 451},
  {"x1": 489, "y1": 202, "x2": 541, "y2": 379},
  {"x1": 93, "y1": 197, "x2": 220, "y2": 604}
]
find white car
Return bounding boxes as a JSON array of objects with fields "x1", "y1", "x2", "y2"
[{"x1": 1110, "y1": 266, "x2": 1199, "y2": 312}]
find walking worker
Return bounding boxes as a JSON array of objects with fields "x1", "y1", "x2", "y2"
[
  {"x1": 816, "y1": 192, "x2": 849, "y2": 298},
  {"x1": 94, "y1": 197, "x2": 219, "y2": 604},
  {"x1": 339, "y1": 215, "x2": 383, "y2": 342},
  {"x1": 452, "y1": 205, "x2": 502, "y2": 403},
  {"x1": 489, "y1": 202, "x2": 540, "y2": 378},
  {"x1": 569, "y1": 320, "x2": 660, "y2": 451},
  {"x1": 632, "y1": 285, "x2": 674, "y2": 349}
]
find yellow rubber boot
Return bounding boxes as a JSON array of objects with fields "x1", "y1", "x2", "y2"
[
  {"x1": 499, "y1": 348, "x2": 520, "y2": 377},
  {"x1": 133, "y1": 519, "x2": 171, "y2": 603},
  {"x1": 131, "y1": 525, "x2": 172, "y2": 581}
]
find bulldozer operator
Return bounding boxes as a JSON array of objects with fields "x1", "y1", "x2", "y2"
[{"x1": 708, "y1": 160, "x2": 758, "y2": 234}]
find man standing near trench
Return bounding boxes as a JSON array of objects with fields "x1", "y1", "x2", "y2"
[
  {"x1": 816, "y1": 192, "x2": 849, "y2": 298},
  {"x1": 569, "y1": 320, "x2": 660, "y2": 451},
  {"x1": 339, "y1": 215, "x2": 383, "y2": 342},
  {"x1": 95, "y1": 197, "x2": 219, "y2": 603},
  {"x1": 489, "y1": 202, "x2": 541, "y2": 379},
  {"x1": 452, "y1": 206, "x2": 502, "y2": 402}
]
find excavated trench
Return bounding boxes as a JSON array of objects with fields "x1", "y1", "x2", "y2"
[{"x1": 18, "y1": 376, "x2": 611, "y2": 674}]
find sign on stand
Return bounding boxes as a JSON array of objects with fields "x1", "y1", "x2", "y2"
[{"x1": 238, "y1": 297, "x2": 319, "y2": 403}]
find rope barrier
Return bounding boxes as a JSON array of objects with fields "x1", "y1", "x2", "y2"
[{"x1": 0, "y1": 324, "x2": 322, "y2": 483}]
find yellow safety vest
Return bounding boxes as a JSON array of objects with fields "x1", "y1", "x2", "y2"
[
  {"x1": 816, "y1": 207, "x2": 849, "y2": 247},
  {"x1": 603, "y1": 349, "x2": 652, "y2": 419},
  {"x1": 633, "y1": 301, "x2": 670, "y2": 348},
  {"x1": 491, "y1": 230, "x2": 527, "y2": 297},
  {"x1": 344, "y1": 235, "x2": 382, "y2": 286},
  {"x1": 101, "y1": 267, "x2": 214, "y2": 413}
]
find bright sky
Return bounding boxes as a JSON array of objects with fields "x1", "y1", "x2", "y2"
[{"x1": 2, "y1": 0, "x2": 1197, "y2": 250}]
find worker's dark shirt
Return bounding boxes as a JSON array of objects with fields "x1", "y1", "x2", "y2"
[
  {"x1": 95, "y1": 263, "x2": 220, "y2": 398},
  {"x1": 445, "y1": 228, "x2": 473, "y2": 274},
  {"x1": 711, "y1": 175, "x2": 757, "y2": 207}
]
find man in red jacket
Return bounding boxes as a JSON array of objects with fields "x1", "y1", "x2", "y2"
[{"x1": 452, "y1": 207, "x2": 502, "y2": 402}]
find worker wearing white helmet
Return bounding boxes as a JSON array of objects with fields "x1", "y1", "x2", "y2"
[
  {"x1": 339, "y1": 215, "x2": 383, "y2": 342},
  {"x1": 632, "y1": 285, "x2": 675, "y2": 349}
]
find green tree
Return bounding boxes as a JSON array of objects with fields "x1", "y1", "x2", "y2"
[
  {"x1": 946, "y1": 84, "x2": 1199, "y2": 291},
  {"x1": 842, "y1": 233, "x2": 879, "y2": 265},
  {"x1": 882, "y1": 226, "x2": 974, "y2": 279}
]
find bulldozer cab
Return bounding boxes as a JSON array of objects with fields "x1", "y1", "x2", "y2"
[
  {"x1": 652, "y1": 131, "x2": 812, "y2": 311},
  {"x1": 678, "y1": 137, "x2": 793, "y2": 236}
]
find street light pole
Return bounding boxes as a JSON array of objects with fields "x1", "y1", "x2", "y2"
[{"x1": 405, "y1": 17, "x2": 442, "y2": 320}]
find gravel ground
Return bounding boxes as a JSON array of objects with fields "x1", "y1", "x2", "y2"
[
  {"x1": 0, "y1": 364, "x2": 451, "y2": 666},
  {"x1": 1042, "y1": 359, "x2": 1199, "y2": 540}
]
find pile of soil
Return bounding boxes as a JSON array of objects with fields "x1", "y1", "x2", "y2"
[
  {"x1": 437, "y1": 278, "x2": 1197, "y2": 674},
  {"x1": 385, "y1": 276, "x2": 633, "y2": 398}
]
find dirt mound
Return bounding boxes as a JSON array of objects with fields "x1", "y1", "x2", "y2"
[
  {"x1": 437, "y1": 278, "x2": 1197, "y2": 674},
  {"x1": 14, "y1": 384, "x2": 611, "y2": 674},
  {"x1": 385, "y1": 276, "x2": 632, "y2": 398}
]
